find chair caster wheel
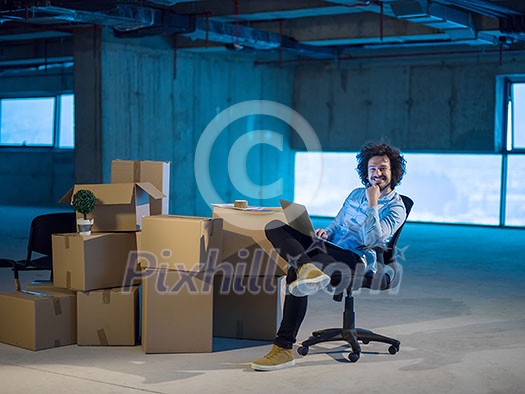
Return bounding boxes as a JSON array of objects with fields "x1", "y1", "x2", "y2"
[
  {"x1": 297, "y1": 346, "x2": 309, "y2": 356},
  {"x1": 361, "y1": 340, "x2": 369, "y2": 344},
  {"x1": 388, "y1": 345, "x2": 399, "y2": 355},
  {"x1": 348, "y1": 352, "x2": 360, "y2": 362}
]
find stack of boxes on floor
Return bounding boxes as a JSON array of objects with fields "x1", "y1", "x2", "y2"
[
  {"x1": 0, "y1": 159, "x2": 289, "y2": 352},
  {"x1": 211, "y1": 207, "x2": 287, "y2": 342},
  {"x1": 0, "y1": 160, "x2": 168, "y2": 351}
]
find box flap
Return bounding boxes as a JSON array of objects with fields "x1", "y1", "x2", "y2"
[
  {"x1": 59, "y1": 187, "x2": 74, "y2": 204},
  {"x1": 60, "y1": 184, "x2": 136, "y2": 205},
  {"x1": 136, "y1": 182, "x2": 165, "y2": 199}
]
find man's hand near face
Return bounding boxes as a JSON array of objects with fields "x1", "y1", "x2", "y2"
[{"x1": 366, "y1": 184, "x2": 381, "y2": 207}]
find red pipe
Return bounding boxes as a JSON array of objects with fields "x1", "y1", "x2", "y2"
[
  {"x1": 379, "y1": 2, "x2": 384, "y2": 41},
  {"x1": 254, "y1": 47, "x2": 525, "y2": 66}
]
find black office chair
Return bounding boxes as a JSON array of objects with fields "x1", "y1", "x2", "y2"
[
  {"x1": 297, "y1": 195, "x2": 414, "y2": 362},
  {"x1": 0, "y1": 212, "x2": 76, "y2": 291}
]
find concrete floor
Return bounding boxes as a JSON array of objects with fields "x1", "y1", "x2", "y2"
[{"x1": 1, "y1": 206, "x2": 525, "y2": 393}]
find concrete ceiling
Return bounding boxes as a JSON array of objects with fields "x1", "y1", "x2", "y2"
[{"x1": 1, "y1": 0, "x2": 525, "y2": 66}]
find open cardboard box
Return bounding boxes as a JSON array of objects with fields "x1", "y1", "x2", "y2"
[
  {"x1": 111, "y1": 160, "x2": 170, "y2": 215},
  {"x1": 60, "y1": 182, "x2": 164, "y2": 232}
]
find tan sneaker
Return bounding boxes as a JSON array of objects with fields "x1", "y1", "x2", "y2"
[
  {"x1": 288, "y1": 263, "x2": 330, "y2": 297},
  {"x1": 251, "y1": 345, "x2": 295, "y2": 371}
]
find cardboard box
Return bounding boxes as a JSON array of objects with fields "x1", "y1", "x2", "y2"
[
  {"x1": 0, "y1": 287, "x2": 76, "y2": 350},
  {"x1": 52, "y1": 232, "x2": 138, "y2": 291},
  {"x1": 212, "y1": 207, "x2": 288, "y2": 276},
  {"x1": 140, "y1": 215, "x2": 222, "y2": 272},
  {"x1": 77, "y1": 286, "x2": 139, "y2": 346},
  {"x1": 213, "y1": 276, "x2": 286, "y2": 341},
  {"x1": 142, "y1": 268, "x2": 213, "y2": 353},
  {"x1": 60, "y1": 182, "x2": 164, "y2": 232},
  {"x1": 111, "y1": 160, "x2": 170, "y2": 215}
]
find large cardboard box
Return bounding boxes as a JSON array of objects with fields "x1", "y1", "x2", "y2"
[
  {"x1": 213, "y1": 276, "x2": 286, "y2": 341},
  {"x1": 60, "y1": 182, "x2": 164, "y2": 232},
  {"x1": 212, "y1": 207, "x2": 288, "y2": 276},
  {"x1": 52, "y1": 232, "x2": 138, "y2": 291},
  {"x1": 77, "y1": 286, "x2": 139, "y2": 346},
  {"x1": 142, "y1": 268, "x2": 213, "y2": 353},
  {"x1": 111, "y1": 160, "x2": 170, "y2": 215},
  {"x1": 0, "y1": 287, "x2": 76, "y2": 350},
  {"x1": 140, "y1": 215, "x2": 222, "y2": 272}
]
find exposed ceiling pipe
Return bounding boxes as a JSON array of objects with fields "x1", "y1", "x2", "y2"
[
  {"x1": 32, "y1": 5, "x2": 157, "y2": 32},
  {"x1": 390, "y1": 0, "x2": 497, "y2": 44},
  {"x1": 0, "y1": 61, "x2": 73, "y2": 76},
  {"x1": 435, "y1": 0, "x2": 522, "y2": 18},
  {"x1": 254, "y1": 46, "x2": 525, "y2": 66},
  {"x1": 0, "y1": 1, "x2": 337, "y2": 59},
  {"x1": 181, "y1": 17, "x2": 339, "y2": 59}
]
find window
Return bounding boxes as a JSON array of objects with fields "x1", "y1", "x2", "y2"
[
  {"x1": 295, "y1": 152, "x2": 502, "y2": 226},
  {"x1": 506, "y1": 81, "x2": 525, "y2": 151},
  {"x1": 0, "y1": 94, "x2": 74, "y2": 148},
  {"x1": 505, "y1": 155, "x2": 525, "y2": 226},
  {"x1": 58, "y1": 94, "x2": 75, "y2": 149}
]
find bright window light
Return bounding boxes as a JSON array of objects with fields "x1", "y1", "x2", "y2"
[
  {"x1": 0, "y1": 97, "x2": 55, "y2": 146},
  {"x1": 0, "y1": 95, "x2": 74, "y2": 148},
  {"x1": 397, "y1": 154, "x2": 501, "y2": 225},
  {"x1": 58, "y1": 94, "x2": 75, "y2": 149},
  {"x1": 295, "y1": 152, "x2": 502, "y2": 226},
  {"x1": 505, "y1": 155, "x2": 525, "y2": 226},
  {"x1": 294, "y1": 152, "x2": 360, "y2": 217},
  {"x1": 512, "y1": 83, "x2": 525, "y2": 149}
]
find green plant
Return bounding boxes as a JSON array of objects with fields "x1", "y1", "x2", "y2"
[{"x1": 72, "y1": 189, "x2": 97, "y2": 220}]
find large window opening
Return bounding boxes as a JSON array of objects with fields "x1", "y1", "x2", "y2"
[
  {"x1": 0, "y1": 94, "x2": 74, "y2": 148},
  {"x1": 294, "y1": 76, "x2": 525, "y2": 228},
  {"x1": 295, "y1": 152, "x2": 502, "y2": 226}
]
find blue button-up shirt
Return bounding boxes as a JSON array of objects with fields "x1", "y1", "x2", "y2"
[{"x1": 325, "y1": 188, "x2": 406, "y2": 272}]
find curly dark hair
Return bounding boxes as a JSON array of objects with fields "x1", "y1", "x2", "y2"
[{"x1": 356, "y1": 142, "x2": 406, "y2": 189}]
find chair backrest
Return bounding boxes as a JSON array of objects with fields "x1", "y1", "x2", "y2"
[
  {"x1": 26, "y1": 212, "x2": 76, "y2": 261},
  {"x1": 357, "y1": 194, "x2": 413, "y2": 292},
  {"x1": 383, "y1": 195, "x2": 414, "y2": 266}
]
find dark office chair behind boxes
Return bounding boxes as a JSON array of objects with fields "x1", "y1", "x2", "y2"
[
  {"x1": 297, "y1": 195, "x2": 413, "y2": 362},
  {"x1": 0, "y1": 212, "x2": 76, "y2": 291}
]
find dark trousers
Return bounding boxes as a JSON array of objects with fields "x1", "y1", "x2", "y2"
[{"x1": 265, "y1": 220, "x2": 364, "y2": 349}]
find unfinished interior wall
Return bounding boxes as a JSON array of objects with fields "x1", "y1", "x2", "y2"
[
  {"x1": 0, "y1": 68, "x2": 74, "y2": 206},
  {"x1": 74, "y1": 28, "x2": 294, "y2": 216},
  {"x1": 293, "y1": 54, "x2": 525, "y2": 152}
]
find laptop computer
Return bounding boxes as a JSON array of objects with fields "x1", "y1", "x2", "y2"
[{"x1": 279, "y1": 199, "x2": 340, "y2": 248}]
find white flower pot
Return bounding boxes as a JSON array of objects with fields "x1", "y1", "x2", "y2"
[{"x1": 77, "y1": 218, "x2": 94, "y2": 236}]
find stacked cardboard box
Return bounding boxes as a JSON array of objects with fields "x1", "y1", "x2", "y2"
[
  {"x1": 51, "y1": 160, "x2": 170, "y2": 348},
  {"x1": 59, "y1": 182, "x2": 164, "y2": 232},
  {"x1": 140, "y1": 215, "x2": 222, "y2": 353},
  {"x1": 111, "y1": 160, "x2": 170, "y2": 215},
  {"x1": 0, "y1": 286, "x2": 77, "y2": 350},
  {"x1": 77, "y1": 286, "x2": 139, "y2": 346},
  {"x1": 211, "y1": 206, "x2": 288, "y2": 341}
]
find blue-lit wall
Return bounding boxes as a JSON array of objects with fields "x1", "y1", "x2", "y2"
[
  {"x1": 0, "y1": 68, "x2": 74, "y2": 206},
  {"x1": 3, "y1": 29, "x2": 525, "y2": 214},
  {"x1": 73, "y1": 30, "x2": 295, "y2": 216},
  {"x1": 293, "y1": 59, "x2": 525, "y2": 152}
]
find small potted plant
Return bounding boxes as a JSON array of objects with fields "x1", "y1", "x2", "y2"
[{"x1": 72, "y1": 189, "x2": 97, "y2": 236}]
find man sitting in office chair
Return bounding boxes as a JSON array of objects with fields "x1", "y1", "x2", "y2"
[{"x1": 251, "y1": 142, "x2": 407, "y2": 371}]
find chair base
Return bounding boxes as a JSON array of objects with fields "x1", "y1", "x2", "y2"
[{"x1": 298, "y1": 327, "x2": 400, "y2": 361}]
